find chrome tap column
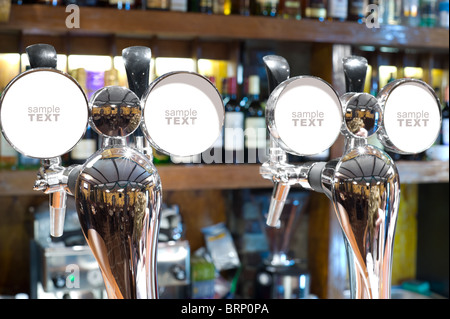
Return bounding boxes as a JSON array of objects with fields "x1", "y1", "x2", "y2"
[
  {"x1": 0, "y1": 44, "x2": 224, "y2": 299},
  {"x1": 260, "y1": 55, "x2": 442, "y2": 299}
]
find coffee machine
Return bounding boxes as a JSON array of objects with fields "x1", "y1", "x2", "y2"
[{"x1": 30, "y1": 198, "x2": 105, "y2": 299}]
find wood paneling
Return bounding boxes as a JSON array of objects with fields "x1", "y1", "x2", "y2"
[
  {"x1": 1, "y1": 5, "x2": 448, "y2": 51},
  {"x1": 1, "y1": 161, "x2": 447, "y2": 197}
]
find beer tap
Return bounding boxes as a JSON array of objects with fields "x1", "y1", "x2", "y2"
[
  {"x1": 260, "y1": 55, "x2": 442, "y2": 298},
  {"x1": 1, "y1": 44, "x2": 89, "y2": 237},
  {"x1": 260, "y1": 55, "x2": 343, "y2": 227},
  {"x1": 73, "y1": 47, "x2": 225, "y2": 299},
  {"x1": 0, "y1": 44, "x2": 224, "y2": 299}
]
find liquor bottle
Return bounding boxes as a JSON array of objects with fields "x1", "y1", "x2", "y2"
[
  {"x1": 240, "y1": 0, "x2": 251, "y2": 15},
  {"x1": 189, "y1": 0, "x2": 201, "y2": 11},
  {"x1": 212, "y1": 0, "x2": 225, "y2": 13},
  {"x1": 305, "y1": 0, "x2": 327, "y2": 21},
  {"x1": 244, "y1": 75, "x2": 267, "y2": 164},
  {"x1": 439, "y1": 0, "x2": 450, "y2": 28},
  {"x1": 222, "y1": 77, "x2": 230, "y2": 105},
  {"x1": 224, "y1": 77, "x2": 245, "y2": 164},
  {"x1": 69, "y1": 125, "x2": 99, "y2": 164},
  {"x1": 200, "y1": 0, "x2": 213, "y2": 12},
  {"x1": 171, "y1": 0, "x2": 188, "y2": 11},
  {"x1": 35, "y1": 0, "x2": 63, "y2": 5},
  {"x1": 420, "y1": 0, "x2": 438, "y2": 27},
  {"x1": 146, "y1": 0, "x2": 170, "y2": 10},
  {"x1": 223, "y1": 0, "x2": 232, "y2": 14},
  {"x1": 382, "y1": 0, "x2": 402, "y2": 25},
  {"x1": 240, "y1": 77, "x2": 249, "y2": 108},
  {"x1": 200, "y1": 76, "x2": 224, "y2": 164},
  {"x1": 402, "y1": 0, "x2": 420, "y2": 26},
  {"x1": 65, "y1": 0, "x2": 99, "y2": 6},
  {"x1": 279, "y1": 0, "x2": 302, "y2": 19},
  {"x1": 107, "y1": 0, "x2": 138, "y2": 9},
  {"x1": 348, "y1": 0, "x2": 368, "y2": 23},
  {"x1": 327, "y1": 0, "x2": 347, "y2": 21},
  {"x1": 256, "y1": 0, "x2": 279, "y2": 16}
]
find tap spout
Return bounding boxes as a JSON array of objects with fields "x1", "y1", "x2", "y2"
[{"x1": 262, "y1": 55, "x2": 292, "y2": 227}]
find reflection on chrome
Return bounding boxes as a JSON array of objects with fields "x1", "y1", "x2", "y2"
[
  {"x1": 76, "y1": 146, "x2": 161, "y2": 299},
  {"x1": 333, "y1": 146, "x2": 399, "y2": 299}
]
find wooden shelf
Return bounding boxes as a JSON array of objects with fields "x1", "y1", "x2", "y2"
[
  {"x1": 0, "y1": 5, "x2": 448, "y2": 52},
  {"x1": 0, "y1": 161, "x2": 448, "y2": 196}
]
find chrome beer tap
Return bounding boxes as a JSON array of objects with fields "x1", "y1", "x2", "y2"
[
  {"x1": 0, "y1": 44, "x2": 224, "y2": 299},
  {"x1": 1, "y1": 44, "x2": 89, "y2": 237},
  {"x1": 260, "y1": 55, "x2": 442, "y2": 299}
]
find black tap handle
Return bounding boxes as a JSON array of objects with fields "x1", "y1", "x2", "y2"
[
  {"x1": 262, "y1": 55, "x2": 290, "y2": 94},
  {"x1": 26, "y1": 44, "x2": 57, "y2": 69},
  {"x1": 342, "y1": 56, "x2": 368, "y2": 93},
  {"x1": 122, "y1": 46, "x2": 152, "y2": 99}
]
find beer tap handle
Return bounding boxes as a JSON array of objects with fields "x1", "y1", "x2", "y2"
[
  {"x1": 122, "y1": 46, "x2": 152, "y2": 99},
  {"x1": 262, "y1": 55, "x2": 290, "y2": 93},
  {"x1": 26, "y1": 44, "x2": 57, "y2": 69},
  {"x1": 342, "y1": 56, "x2": 368, "y2": 93}
]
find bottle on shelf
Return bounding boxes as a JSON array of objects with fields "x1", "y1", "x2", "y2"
[
  {"x1": 402, "y1": 0, "x2": 420, "y2": 27},
  {"x1": 438, "y1": 0, "x2": 450, "y2": 28},
  {"x1": 347, "y1": 0, "x2": 368, "y2": 23},
  {"x1": 222, "y1": 77, "x2": 230, "y2": 105},
  {"x1": 305, "y1": 0, "x2": 327, "y2": 20},
  {"x1": 35, "y1": 0, "x2": 63, "y2": 6},
  {"x1": 222, "y1": 0, "x2": 241, "y2": 14},
  {"x1": 65, "y1": 0, "x2": 101, "y2": 7},
  {"x1": 200, "y1": 0, "x2": 214, "y2": 13},
  {"x1": 146, "y1": 0, "x2": 170, "y2": 10},
  {"x1": 107, "y1": 0, "x2": 142, "y2": 9},
  {"x1": 420, "y1": 0, "x2": 438, "y2": 27},
  {"x1": 244, "y1": 75, "x2": 268, "y2": 164},
  {"x1": 240, "y1": 0, "x2": 251, "y2": 15},
  {"x1": 212, "y1": 0, "x2": 225, "y2": 14},
  {"x1": 188, "y1": 0, "x2": 201, "y2": 11},
  {"x1": 171, "y1": 0, "x2": 188, "y2": 11},
  {"x1": 224, "y1": 77, "x2": 245, "y2": 164},
  {"x1": 382, "y1": 0, "x2": 402, "y2": 25},
  {"x1": 327, "y1": 0, "x2": 347, "y2": 21},
  {"x1": 255, "y1": 0, "x2": 279, "y2": 17},
  {"x1": 69, "y1": 125, "x2": 99, "y2": 164},
  {"x1": 279, "y1": 0, "x2": 302, "y2": 19}
]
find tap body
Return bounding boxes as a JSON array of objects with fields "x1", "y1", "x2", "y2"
[{"x1": 75, "y1": 139, "x2": 162, "y2": 298}]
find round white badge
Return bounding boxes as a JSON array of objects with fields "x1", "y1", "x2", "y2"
[
  {"x1": 269, "y1": 76, "x2": 343, "y2": 156},
  {"x1": 382, "y1": 81, "x2": 441, "y2": 154},
  {"x1": 0, "y1": 69, "x2": 88, "y2": 159},
  {"x1": 142, "y1": 72, "x2": 224, "y2": 157}
]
